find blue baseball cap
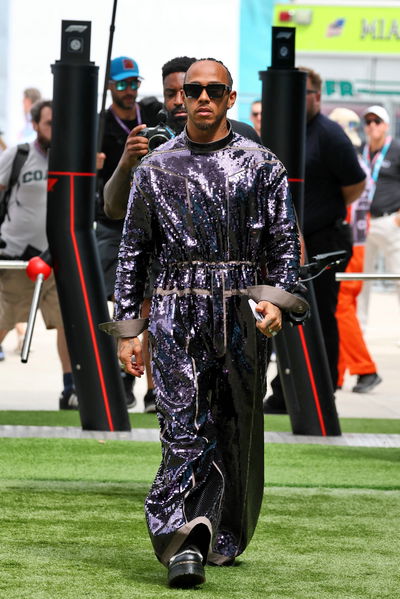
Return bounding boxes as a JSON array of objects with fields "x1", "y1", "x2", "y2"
[{"x1": 110, "y1": 56, "x2": 142, "y2": 81}]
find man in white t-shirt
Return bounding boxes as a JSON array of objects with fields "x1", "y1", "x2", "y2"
[{"x1": 0, "y1": 100, "x2": 78, "y2": 409}]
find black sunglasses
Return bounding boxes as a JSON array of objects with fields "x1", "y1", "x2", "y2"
[
  {"x1": 114, "y1": 79, "x2": 140, "y2": 91},
  {"x1": 364, "y1": 117, "x2": 383, "y2": 126},
  {"x1": 183, "y1": 83, "x2": 231, "y2": 99}
]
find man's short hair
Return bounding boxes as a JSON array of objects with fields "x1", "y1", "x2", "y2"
[
  {"x1": 30, "y1": 100, "x2": 52, "y2": 124},
  {"x1": 184, "y1": 58, "x2": 233, "y2": 88},
  {"x1": 298, "y1": 66, "x2": 322, "y2": 92},
  {"x1": 162, "y1": 56, "x2": 197, "y2": 80},
  {"x1": 24, "y1": 87, "x2": 42, "y2": 104}
]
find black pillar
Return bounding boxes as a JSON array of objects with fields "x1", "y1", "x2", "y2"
[
  {"x1": 259, "y1": 26, "x2": 341, "y2": 436},
  {"x1": 47, "y1": 20, "x2": 130, "y2": 431}
]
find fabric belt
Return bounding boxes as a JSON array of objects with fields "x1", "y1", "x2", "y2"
[
  {"x1": 165, "y1": 262, "x2": 257, "y2": 355},
  {"x1": 99, "y1": 260, "x2": 310, "y2": 346},
  {"x1": 169, "y1": 261, "x2": 255, "y2": 267}
]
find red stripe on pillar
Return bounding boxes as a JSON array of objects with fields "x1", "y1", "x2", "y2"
[
  {"x1": 297, "y1": 326, "x2": 327, "y2": 436},
  {"x1": 66, "y1": 173, "x2": 114, "y2": 431}
]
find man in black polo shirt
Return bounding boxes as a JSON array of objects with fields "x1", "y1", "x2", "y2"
[
  {"x1": 264, "y1": 67, "x2": 366, "y2": 413},
  {"x1": 359, "y1": 105, "x2": 400, "y2": 333},
  {"x1": 302, "y1": 67, "x2": 366, "y2": 389},
  {"x1": 96, "y1": 56, "x2": 162, "y2": 408}
]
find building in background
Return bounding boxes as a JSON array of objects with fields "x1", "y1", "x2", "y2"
[
  {"x1": 1, "y1": 1, "x2": 399, "y2": 144},
  {"x1": 273, "y1": 1, "x2": 400, "y2": 138}
]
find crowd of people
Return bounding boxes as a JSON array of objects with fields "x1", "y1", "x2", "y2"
[{"x1": 0, "y1": 54, "x2": 399, "y2": 588}]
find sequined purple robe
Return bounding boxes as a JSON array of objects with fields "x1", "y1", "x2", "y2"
[{"x1": 114, "y1": 127, "x2": 300, "y2": 566}]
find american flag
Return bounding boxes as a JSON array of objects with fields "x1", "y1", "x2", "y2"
[{"x1": 326, "y1": 18, "x2": 346, "y2": 37}]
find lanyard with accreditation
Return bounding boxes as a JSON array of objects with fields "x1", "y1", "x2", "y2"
[{"x1": 362, "y1": 136, "x2": 392, "y2": 201}]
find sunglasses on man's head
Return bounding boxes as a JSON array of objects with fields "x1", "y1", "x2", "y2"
[
  {"x1": 114, "y1": 79, "x2": 140, "y2": 91},
  {"x1": 364, "y1": 117, "x2": 383, "y2": 126},
  {"x1": 183, "y1": 83, "x2": 231, "y2": 99}
]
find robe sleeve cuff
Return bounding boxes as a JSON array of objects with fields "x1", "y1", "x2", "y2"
[
  {"x1": 98, "y1": 318, "x2": 149, "y2": 338},
  {"x1": 247, "y1": 285, "x2": 309, "y2": 315}
]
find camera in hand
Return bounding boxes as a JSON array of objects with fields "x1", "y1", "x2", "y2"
[{"x1": 138, "y1": 108, "x2": 175, "y2": 151}]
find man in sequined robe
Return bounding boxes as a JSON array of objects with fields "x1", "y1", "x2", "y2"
[{"x1": 108, "y1": 59, "x2": 301, "y2": 587}]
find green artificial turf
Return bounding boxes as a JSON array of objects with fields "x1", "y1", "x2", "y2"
[
  {"x1": 0, "y1": 438, "x2": 400, "y2": 598},
  {"x1": 265, "y1": 415, "x2": 400, "y2": 434},
  {"x1": 0, "y1": 411, "x2": 158, "y2": 429},
  {"x1": 0, "y1": 410, "x2": 399, "y2": 434}
]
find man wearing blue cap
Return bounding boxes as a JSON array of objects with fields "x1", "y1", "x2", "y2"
[{"x1": 96, "y1": 56, "x2": 162, "y2": 408}]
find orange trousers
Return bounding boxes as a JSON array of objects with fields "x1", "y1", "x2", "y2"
[{"x1": 336, "y1": 246, "x2": 376, "y2": 387}]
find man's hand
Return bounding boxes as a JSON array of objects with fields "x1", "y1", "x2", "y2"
[
  {"x1": 117, "y1": 336, "x2": 145, "y2": 377},
  {"x1": 394, "y1": 210, "x2": 400, "y2": 227},
  {"x1": 96, "y1": 152, "x2": 106, "y2": 170},
  {"x1": 255, "y1": 301, "x2": 282, "y2": 338},
  {"x1": 119, "y1": 124, "x2": 150, "y2": 172}
]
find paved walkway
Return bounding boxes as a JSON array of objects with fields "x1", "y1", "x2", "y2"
[
  {"x1": 1, "y1": 289, "x2": 399, "y2": 420},
  {"x1": 0, "y1": 425, "x2": 399, "y2": 448}
]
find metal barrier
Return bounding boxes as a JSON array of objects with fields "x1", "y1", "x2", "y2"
[
  {"x1": 336, "y1": 273, "x2": 400, "y2": 281},
  {"x1": 0, "y1": 260, "x2": 28, "y2": 270}
]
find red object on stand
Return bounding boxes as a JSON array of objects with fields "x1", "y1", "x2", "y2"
[{"x1": 26, "y1": 256, "x2": 52, "y2": 281}]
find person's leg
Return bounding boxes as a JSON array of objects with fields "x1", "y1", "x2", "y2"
[
  {"x1": 56, "y1": 326, "x2": 71, "y2": 373},
  {"x1": 97, "y1": 222, "x2": 137, "y2": 408},
  {"x1": 145, "y1": 296, "x2": 220, "y2": 574},
  {"x1": 305, "y1": 226, "x2": 350, "y2": 389},
  {"x1": 39, "y1": 275, "x2": 77, "y2": 410},
  {"x1": 56, "y1": 327, "x2": 78, "y2": 408},
  {"x1": 13, "y1": 322, "x2": 26, "y2": 353},
  {"x1": 209, "y1": 296, "x2": 266, "y2": 564},
  {"x1": 358, "y1": 221, "x2": 380, "y2": 330},
  {"x1": 382, "y1": 215, "x2": 400, "y2": 313},
  {"x1": 263, "y1": 372, "x2": 286, "y2": 413},
  {"x1": 336, "y1": 249, "x2": 378, "y2": 387},
  {"x1": 0, "y1": 270, "x2": 30, "y2": 362},
  {"x1": 312, "y1": 267, "x2": 340, "y2": 387},
  {"x1": 337, "y1": 285, "x2": 377, "y2": 369},
  {"x1": 0, "y1": 329, "x2": 9, "y2": 361}
]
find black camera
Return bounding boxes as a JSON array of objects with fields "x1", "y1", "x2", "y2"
[{"x1": 138, "y1": 109, "x2": 175, "y2": 151}]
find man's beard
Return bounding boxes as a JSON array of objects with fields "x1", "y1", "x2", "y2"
[
  {"x1": 192, "y1": 112, "x2": 225, "y2": 132},
  {"x1": 112, "y1": 94, "x2": 135, "y2": 111},
  {"x1": 167, "y1": 114, "x2": 186, "y2": 134},
  {"x1": 37, "y1": 133, "x2": 50, "y2": 151},
  {"x1": 167, "y1": 107, "x2": 187, "y2": 134},
  {"x1": 193, "y1": 121, "x2": 214, "y2": 131}
]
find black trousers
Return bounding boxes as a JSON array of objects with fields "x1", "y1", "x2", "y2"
[
  {"x1": 304, "y1": 220, "x2": 352, "y2": 387},
  {"x1": 267, "y1": 220, "x2": 352, "y2": 405}
]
